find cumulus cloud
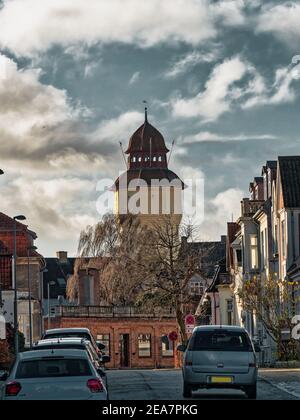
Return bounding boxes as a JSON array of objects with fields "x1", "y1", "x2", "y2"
[
  {"x1": 0, "y1": 0, "x2": 249, "y2": 56},
  {"x1": 171, "y1": 55, "x2": 300, "y2": 121},
  {"x1": 200, "y1": 188, "x2": 244, "y2": 241},
  {"x1": 256, "y1": 2, "x2": 300, "y2": 47},
  {"x1": 172, "y1": 56, "x2": 248, "y2": 121}
]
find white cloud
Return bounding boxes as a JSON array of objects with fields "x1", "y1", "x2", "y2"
[
  {"x1": 0, "y1": 0, "x2": 249, "y2": 56},
  {"x1": 129, "y1": 71, "x2": 140, "y2": 85},
  {"x1": 172, "y1": 56, "x2": 248, "y2": 121},
  {"x1": 256, "y1": 2, "x2": 300, "y2": 46},
  {"x1": 164, "y1": 48, "x2": 220, "y2": 78},
  {"x1": 181, "y1": 131, "x2": 278, "y2": 144},
  {"x1": 172, "y1": 55, "x2": 299, "y2": 121},
  {"x1": 93, "y1": 111, "x2": 144, "y2": 142},
  {"x1": 199, "y1": 188, "x2": 243, "y2": 241}
]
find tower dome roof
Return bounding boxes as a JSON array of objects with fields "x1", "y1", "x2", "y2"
[{"x1": 125, "y1": 110, "x2": 169, "y2": 154}]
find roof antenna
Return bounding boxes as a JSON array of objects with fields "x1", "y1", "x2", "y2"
[
  {"x1": 119, "y1": 142, "x2": 128, "y2": 169},
  {"x1": 143, "y1": 100, "x2": 148, "y2": 123},
  {"x1": 168, "y1": 139, "x2": 176, "y2": 166}
]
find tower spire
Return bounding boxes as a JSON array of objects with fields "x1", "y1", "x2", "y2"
[{"x1": 143, "y1": 100, "x2": 148, "y2": 123}]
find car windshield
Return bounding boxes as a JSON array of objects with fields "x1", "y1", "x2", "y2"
[
  {"x1": 189, "y1": 330, "x2": 252, "y2": 352},
  {"x1": 16, "y1": 358, "x2": 92, "y2": 379}
]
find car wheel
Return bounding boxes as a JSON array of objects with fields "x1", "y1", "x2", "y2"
[
  {"x1": 183, "y1": 382, "x2": 192, "y2": 398},
  {"x1": 245, "y1": 384, "x2": 257, "y2": 400}
]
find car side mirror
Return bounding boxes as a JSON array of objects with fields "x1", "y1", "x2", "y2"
[
  {"x1": 0, "y1": 372, "x2": 8, "y2": 382},
  {"x1": 177, "y1": 344, "x2": 186, "y2": 352},
  {"x1": 101, "y1": 355, "x2": 111, "y2": 364},
  {"x1": 254, "y1": 344, "x2": 261, "y2": 353},
  {"x1": 96, "y1": 342, "x2": 106, "y2": 351}
]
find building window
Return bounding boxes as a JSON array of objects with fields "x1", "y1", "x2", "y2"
[
  {"x1": 226, "y1": 300, "x2": 233, "y2": 325},
  {"x1": 138, "y1": 334, "x2": 151, "y2": 358},
  {"x1": 250, "y1": 235, "x2": 258, "y2": 270},
  {"x1": 161, "y1": 335, "x2": 174, "y2": 357},
  {"x1": 153, "y1": 156, "x2": 157, "y2": 162},
  {"x1": 189, "y1": 282, "x2": 204, "y2": 296},
  {"x1": 138, "y1": 157, "x2": 142, "y2": 162},
  {"x1": 97, "y1": 334, "x2": 110, "y2": 356}
]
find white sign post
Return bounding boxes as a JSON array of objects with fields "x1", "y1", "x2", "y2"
[{"x1": 0, "y1": 315, "x2": 6, "y2": 340}]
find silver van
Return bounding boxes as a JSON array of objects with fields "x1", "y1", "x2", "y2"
[{"x1": 178, "y1": 326, "x2": 259, "y2": 399}]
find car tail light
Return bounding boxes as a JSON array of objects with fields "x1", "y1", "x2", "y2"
[
  {"x1": 87, "y1": 378, "x2": 104, "y2": 393},
  {"x1": 5, "y1": 382, "x2": 22, "y2": 397}
]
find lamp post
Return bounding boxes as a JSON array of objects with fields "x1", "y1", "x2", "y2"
[
  {"x1": 40, "y1": 268, "x2": 48, "y2": 335},
  {"x1": 27, "y1": 245, "x2": 37, "y2": 349},
  {"x1": 47, "y1": 280, "x2": 56, "y2": 330},
  {"x1": 13, "y1": 215, "x2": 26, "y2": 356}
]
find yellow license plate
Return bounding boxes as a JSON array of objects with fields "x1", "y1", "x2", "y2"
[{"x1": 210, "y1": 376, "x2": 233, "y2": 384}]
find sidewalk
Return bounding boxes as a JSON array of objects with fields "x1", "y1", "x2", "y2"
[{"x1": 259, "y1": 369, "x2": 300, "y2": 399}]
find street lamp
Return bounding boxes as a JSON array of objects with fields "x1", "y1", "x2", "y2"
[
  {"x1": 47, "y1": 280, "x2": 56, "y2": 330},
  {"x1": 27, "y1": 245, "x2": 37, "y2": 349},
  {"x1": 13, "y1": 215, "x2": 26, "y2": 356},
  {"x1": 0, "y1": 169, "x2": 4, "y2": 175}
]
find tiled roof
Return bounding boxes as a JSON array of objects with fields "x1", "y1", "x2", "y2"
[
  {"x1": 185, "y1": 240, "x2": 226, "y2": 278},
  {"x1": 125, "y1": 118, "x2": 169, "y2": 154},
  {"x1": 113, "y1": 168, "x2": 185, "y2": 189},
  {"x1": 279, "y1": 156, "x2": 300, "y2": 208}
]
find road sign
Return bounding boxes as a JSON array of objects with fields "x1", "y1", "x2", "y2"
[
  {"x1": 168, "y1": 331, "x2": 178, "y2": 342},
  {"x1": 185, "y1": 314, "x2": 195, "y2": 326}
]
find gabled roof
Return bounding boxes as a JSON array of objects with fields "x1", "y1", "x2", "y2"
[
  {"x1": 184, "y1": 240, "x2": 226, "y2": 278},
  {"x1": 279, "y1": 156, "x2": 300, "y2": 208}
]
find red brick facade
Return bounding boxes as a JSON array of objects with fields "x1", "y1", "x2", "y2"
[{"x1": 49, "y1": 316, "x2": 180, "y2": 369}]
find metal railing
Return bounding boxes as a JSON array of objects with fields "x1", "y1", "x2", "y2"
[{"x1": 58, "y1": 305, "x2": 176, "y2": 319}]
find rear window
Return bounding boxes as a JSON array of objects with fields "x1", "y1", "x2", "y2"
[
  {"x1": 33, "y1": 344, "x2": 85, "y2": 351},
  {"x1": 44, "y1": 333, "x2": 91, "y2": 341},
  {"x1": 16, "y1": 358, "x2": 92, "y2": 379},
  {"x1": 189, "y1": 330, "x2": 252, "y2": 352}
]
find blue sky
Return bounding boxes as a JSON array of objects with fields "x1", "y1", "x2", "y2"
[{"x1": 0, "y1": 0, "x2": 300, "y2": 256}]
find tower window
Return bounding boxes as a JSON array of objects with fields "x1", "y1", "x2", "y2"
[
  {"x1": 132, "y1": 157, "x2": 136, "y2": 163},
  {"x1": 158, "y1": 156, "x2": 162, "y2": 162},
  {"x1": 153, "y1": 156, "x2": 157, "y2": 162},
  {"x1": 138, "y1": 157, "x2": 142, "y2": 162}
]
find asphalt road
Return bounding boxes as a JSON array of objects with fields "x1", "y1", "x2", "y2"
[{"x1": 107, "y1": 369, "x2": 300, "y2": 400}]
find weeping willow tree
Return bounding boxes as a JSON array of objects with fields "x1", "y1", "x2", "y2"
[
  {"x1": 67, "y1": 213, "x2": 200, "y2": 344},
  {"x1": 67, "y1": 214, "x2": 150, "y2": 305}
]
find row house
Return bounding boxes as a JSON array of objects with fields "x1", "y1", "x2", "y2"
[
  {"x1": 0, "y1": 212, "x2": 45, "y2": 347},
  {"x1": 199, "y1": 157, "x2": 300, "y2": 365}
]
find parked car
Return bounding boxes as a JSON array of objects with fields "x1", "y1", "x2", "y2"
[
  {"x1": 32, "y1": 338, "x2": 110, "y2": 387},
  {"x1": 0, "y1": 349, "x2": 108, "y2": 400},
  {"x1": 178, "y1": 326, "x2": 260, "y2": 399},
  {"x1": 42, "y1": 328, "x2": 106, "y2": 359}
]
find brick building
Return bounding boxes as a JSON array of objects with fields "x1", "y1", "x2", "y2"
[
  {"x1": 49, "y1": 306, "x2": 179, "y2": 369},
  {"x1": 0, "y1": 212, "x2": 45, "y2": 346}
]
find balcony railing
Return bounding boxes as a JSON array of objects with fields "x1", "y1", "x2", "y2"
[
  {"x1": 58, "y1": 305, "x2": 176, "y2": 319},
  {"x1": 241, "y1": 199, "x2": 264, "y2": 218}
]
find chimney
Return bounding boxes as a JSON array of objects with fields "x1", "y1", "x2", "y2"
[
  {"x1": 221, "y1": 235, "x2": 227, "y2": 244},
  {"x1": 56, "y1": 251, "x2": 68, "y2": 264}
]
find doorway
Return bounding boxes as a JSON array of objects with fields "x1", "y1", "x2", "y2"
[{"x1": 119, "y1": 334, "x2": 130, "y2": 368}]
